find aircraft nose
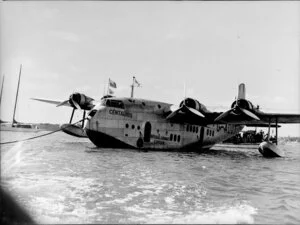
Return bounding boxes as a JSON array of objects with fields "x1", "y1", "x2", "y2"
[{"x1": 87, "y1": 105, "x2": 106, "y2": 120}]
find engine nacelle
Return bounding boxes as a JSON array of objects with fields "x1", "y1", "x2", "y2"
[
  {"x1": 230, "y1": 99, "x2": 254, "y2": 111},
  {"x1": 179, "y1": 98, "x2": 210, "y2": 114},
  {"x1": 69, "y1": 93, "x2": 94, "y2": 110}
]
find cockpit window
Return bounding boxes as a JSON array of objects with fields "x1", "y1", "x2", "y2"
[
  {"x1": 88, "y1": 109, "x2": 97, "y2": 118},
  {"x1": 106, "y1": 99, "x2": 125, "y2": 109}
]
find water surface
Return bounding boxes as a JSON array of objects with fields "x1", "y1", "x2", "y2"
[{"x1": 1, "y1": 131, "x2": 300, "y2": 224}]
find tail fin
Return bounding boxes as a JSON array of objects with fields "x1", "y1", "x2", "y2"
[{"x1": 237, "y1": 83, "x2": 246, "y2": 100}]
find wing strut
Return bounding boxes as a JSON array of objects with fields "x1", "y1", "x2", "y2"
[
  {"x1": 82, "y1": 111, "x2": 86, "y2": 128},
  {"x1": 267, "y1": 118, "x2": 271, "y2": 141},
  {"x1": 266, "y1": 117, "x2": 278, "y2": 145},
  {"x1": 70, "y1": 108, "x2": 75, "y2": 123},
  {"x1": 275, "y1": 117, "x2": 278, "y2": 145}
]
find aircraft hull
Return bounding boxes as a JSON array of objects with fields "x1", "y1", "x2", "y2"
[
  {"x1": 85, "y1": 127, "x2": 237, "y2": 151},
  {"x1": 86, "y1": 129, "x2": 134, "y2": 148}
]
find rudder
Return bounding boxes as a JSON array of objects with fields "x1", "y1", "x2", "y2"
[{"x1": 237, "y1": 83, "x2": 246, "y2": 100}]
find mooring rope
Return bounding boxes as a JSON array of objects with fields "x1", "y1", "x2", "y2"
[{"x1": 0, "y1": 118, "x2": 88, "y2": 145}]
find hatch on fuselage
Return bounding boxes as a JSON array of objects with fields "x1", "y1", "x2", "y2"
[{"x1": 144, "y1": 122, "x2": 151, "y2": 142}]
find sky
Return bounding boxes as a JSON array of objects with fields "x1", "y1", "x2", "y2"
[{"x1": 0, "y1": 1, "x2": 299, "y2": 137}]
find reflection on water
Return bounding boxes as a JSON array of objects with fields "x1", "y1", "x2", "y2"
[{"x1": 1, "y1": 131, "x2": 300, "y2": 224}]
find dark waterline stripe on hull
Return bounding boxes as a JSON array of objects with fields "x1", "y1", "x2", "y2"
[{"x1": 86, "y1": 129, "x2": 134, "y2": 148}]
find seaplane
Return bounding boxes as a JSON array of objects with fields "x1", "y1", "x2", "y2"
[{"x1": 32, "y1": 78, "x2": 300, "y2": 157}]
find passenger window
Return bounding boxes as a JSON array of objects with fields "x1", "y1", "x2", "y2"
[
  {"x1": 207, "y1": 129, "x2": 209, "y2": 135},
  {"x1": 170, "y1": 134, "x2": 173, "y2": 141},
  {"x1": 174, "y1": 134, "x2": 177, "y2": 142}
]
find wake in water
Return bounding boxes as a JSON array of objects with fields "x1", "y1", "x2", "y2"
[
  {"x1": 143, "y1": 204, "x2": 257, "y2": 224},
  {"x1": 1, "y1": 142, "x2": 24, "y2": 176}
]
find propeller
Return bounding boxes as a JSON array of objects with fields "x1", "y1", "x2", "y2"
[
  {"x1": 56, "y1": 93, "x2": 85, "y2": 110},
  {"x1": 70, "y1": 98, "x2": 81, "y2": 110},
  {"x1": 166, "y1": 103, "x2": 205, "y2": 120},
  {"x1": 214, "y1": 106, "x2": 260, "y2": 122},
  {"x1": 184, "y1": 105, "x2": 205, "y2": 118},
  {"x1": 214, "y1": 83, "x2": 260, "y2": 122},
  {"x1": 240, "y1": 108, "x2": 260, "y2": 120},
  {"x1": 56, "y1": 99, "x2": 69, "y2": 107},
  {"x1": 214, "y1": 109, "x2": 232, "y2": 122}
]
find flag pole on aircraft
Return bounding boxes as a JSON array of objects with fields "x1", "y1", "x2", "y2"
[{"x1": 130, "y1": 76, "x2": 141, "y2": 98}]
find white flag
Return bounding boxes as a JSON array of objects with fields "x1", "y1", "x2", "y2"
[
  {"x1": 134, "y1": 78, "x2": 141, "y2": 87},
  {"x1": 108, "y1": 87, "x2": 114, "y2": 95}
]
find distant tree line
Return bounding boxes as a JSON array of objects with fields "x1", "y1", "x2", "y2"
[{"x1": 279, "y1": 136, "x2": 300, "y2": 142}]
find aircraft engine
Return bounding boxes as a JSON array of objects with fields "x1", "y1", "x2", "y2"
[
  {"x1": 215, "y1": 98, "x2": 259, "y2": 122},
  {"x1": 230, "y1": 99, "x2": 254, "y2": 112},
  {"x1": 179, "y1": 98, "x2": 209, "y2": 114},
  {"x1": 69, "y1": 93, "x2": 95, "y2": 110}
]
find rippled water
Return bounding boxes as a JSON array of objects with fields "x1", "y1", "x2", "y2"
[{"x1": 1, "y1": 131, "x2": 300, "y2": 224}]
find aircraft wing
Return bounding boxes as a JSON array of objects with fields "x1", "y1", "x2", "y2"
[
  {"x1": 257, "y1": 112, "x2": 300, "y2": 124},
  {"x1": 31, "y1": 98, "x2": 71, "y2": 107},
  {"x1": 215, "y1": 112, "x2": 300, "y2": 125}
]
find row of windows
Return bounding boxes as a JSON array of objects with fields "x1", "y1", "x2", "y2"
[
  {"x1": 170, "y1": 133, "x2": 181, "y2": 143},
  {"x1": 207, "y1": 129, "x2": 215, "y2": 137},
  {"x1": 187, "y1": 124, "x2": 216, "y2": 137},
  {"x1": 186, "y1": 125, "x2": 199, "y2": 133},
  {"x1": 125, "y1": 122, "x2": 216, "y2": 139},
  {"x1": 125, "y1": 123, "x2": 141, "y2": 130}
]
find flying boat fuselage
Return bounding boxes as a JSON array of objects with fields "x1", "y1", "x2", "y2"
[{"x1": 85, "y1": 97, "x2": 243, "y2": 150}]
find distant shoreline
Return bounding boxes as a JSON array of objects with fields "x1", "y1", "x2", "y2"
[{"x1": 1, "y1": 123, "x2": 60, "y2": 131}]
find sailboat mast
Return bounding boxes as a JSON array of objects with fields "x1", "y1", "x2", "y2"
[
  {"x1": 12, "y1": 64, "x2": 22, "y2": 124},
  {"x1": 0, "y1": 75, "x2": 4, "y2": 106}
]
